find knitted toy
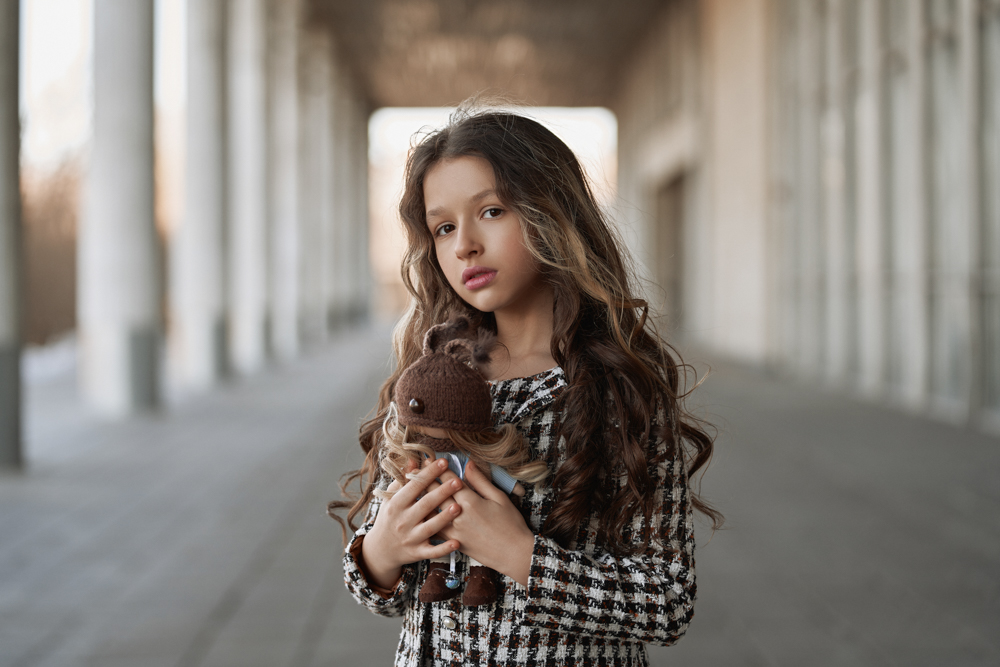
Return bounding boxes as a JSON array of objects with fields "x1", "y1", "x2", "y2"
[{"x1": 378, "y1": 317, "x2": 548, "y2": 607}]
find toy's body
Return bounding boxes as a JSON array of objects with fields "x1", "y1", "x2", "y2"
[{"x1": 381, "y1": 317, "x2": 547, "y2": 607}]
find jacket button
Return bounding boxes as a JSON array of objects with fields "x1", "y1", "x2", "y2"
[{"x1": 442, "y1": 615, "x2": 457, "y2": 630}]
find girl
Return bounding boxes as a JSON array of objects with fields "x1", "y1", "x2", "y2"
[{"x1": 329, "y1": 106, "x2": 721, "y2": 667}]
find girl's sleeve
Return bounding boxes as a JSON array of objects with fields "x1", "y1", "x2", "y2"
[
  {"x1": 342, "y1": 478, "x2": 419, "y2": 618},
  {"x1": 515, "y1": 431, "x2": 697, "y2": 645}
]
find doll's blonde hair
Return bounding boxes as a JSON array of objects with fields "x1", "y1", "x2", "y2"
[{"x1": 374, "y1": 401, "x2": 548, "y2": 501}]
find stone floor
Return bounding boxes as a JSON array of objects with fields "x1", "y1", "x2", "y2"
[{"x1": 1, "y1": 324, "x2": 997, "y2": 667}]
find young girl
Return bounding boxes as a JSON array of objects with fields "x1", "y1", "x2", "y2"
[{"x1": 330, "y1": 107, "x2": 721, "y2": 667}]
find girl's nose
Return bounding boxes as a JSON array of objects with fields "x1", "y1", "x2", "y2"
[{"x1": 454, "y1": 224, "x2": 482, "y2": 258}]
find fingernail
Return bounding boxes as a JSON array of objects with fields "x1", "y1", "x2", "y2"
[
  {"x1": 450, "y1": 504, "x2": 460, "y2": 514},
  {"x1": 451, "y1": 480, "x2": 461, "y2": 489},
  {"x1": 437, "y1": 459, "x2": 447, "y2": 469}
]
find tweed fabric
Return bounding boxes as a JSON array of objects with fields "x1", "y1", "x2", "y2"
[{"x1": 343, "y1": 366, "x2": 697, "y2": 666}]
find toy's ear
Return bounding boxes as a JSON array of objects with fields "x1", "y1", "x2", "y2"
[
  {"x1": 442, "y1": 338, "x2": 474, "y2": 364},
  {"x1": 441, "y1": 329, "x2": 497, "y2": 370},
  {"x1": 422, "y1": 316, "x2": 472, "y2": 354},
  {"x1": 470, "y1": 328, "x2": 497, "y2": 370}
]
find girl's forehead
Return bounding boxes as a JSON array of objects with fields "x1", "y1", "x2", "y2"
[{"x1": 424, "y1": 156, "x2": 499, "y2": 215}]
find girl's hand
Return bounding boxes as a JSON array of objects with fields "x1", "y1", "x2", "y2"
[
  {"x1": 432, "y1": 460, "x2": 536, "y2": 586},
  {"x1": 359, "y1": 458, "x2": 463, "y2": 590}
]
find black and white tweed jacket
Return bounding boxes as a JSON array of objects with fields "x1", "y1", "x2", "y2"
[{"x1": 343, "y1": 366, "x2": 696, "y2": 666}]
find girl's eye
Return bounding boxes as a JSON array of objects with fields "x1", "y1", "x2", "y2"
[
  {"x1": 434, "y1": 223, "x2": 455, "y2": 237},
  {"x1": 483, "y1": 207, "x2": 503, "y2": 219}
]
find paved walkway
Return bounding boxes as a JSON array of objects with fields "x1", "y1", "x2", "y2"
[{"x1": 1, "y1": 325, "x2": 997, "y2": 666}]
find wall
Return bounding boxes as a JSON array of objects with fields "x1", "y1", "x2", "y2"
[{"x1": 615, "y1": 0, "x2": 771, "y2": 363}]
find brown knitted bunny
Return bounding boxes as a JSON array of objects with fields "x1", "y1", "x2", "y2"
[{"x1": 385, "y1": 316, "x2": 547, "y2": 607}]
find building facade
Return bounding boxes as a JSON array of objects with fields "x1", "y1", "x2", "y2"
[{"x1": 615, "y1": 0, "x2": 1000, "y2": 433}]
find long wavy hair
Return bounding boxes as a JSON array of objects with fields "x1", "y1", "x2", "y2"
[{"x1": 329, "y1": 106, "x2": 722, "y2": 553}]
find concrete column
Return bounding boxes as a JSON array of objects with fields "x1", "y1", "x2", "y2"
[
  {"x1": 980, "y1": 2, "x2": 1000, "y2": 423},
  {"x1": 886, "y1": 0, "x2": 930, "y2": 408},
  {"x1": 173, "y1": 0, "x2": 227, "y2": 390},
  {"x1": 926, "y1": 0, "x2": 973, "y2": 416},
  {"x1": 0, "y1": 1, "x2": 22, "y2": 465},
  {"x1": 79, "y1": 0, "x2": 159, "y2": 416},
  {"x1": 268, "y1": 0, "x2": 300, "y2": 360},
  {"x1": 297, "y1": 29, "x2": 332, "y2": 344},
  {"x1": 855, "y1": 0, "x2": 888, "y2": 397},
  {"x1": 328, "y1": 56, "x2": 350, "y2": 330},
  {"x1": 354, "y1": 98, "x2": 371, "y2": 320},
  {"x1": 958, "y1": 0, "x2": 982, "y2": 421},
  {"x1": 794, "y1": 0, "x2": 823, "y2": 376},
  {"x1": 341, "y1": 88, "x2": 360, "y2": 322},
  {"x1": 227, "y1": 0, "x2": 269, "y2": 374}
]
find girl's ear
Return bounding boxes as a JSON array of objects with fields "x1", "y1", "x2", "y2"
[{"x1": 422, "y1": 315, "x2": 473, "y2": 354}]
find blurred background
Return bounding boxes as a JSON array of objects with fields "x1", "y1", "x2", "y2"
[{"x1": 0, "y1": 1, "x2": 998, "y2": 665}]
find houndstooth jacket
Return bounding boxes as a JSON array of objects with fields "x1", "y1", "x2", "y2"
[{"x1": 343, "y1": 366, "x2": 697, "y2": 667}]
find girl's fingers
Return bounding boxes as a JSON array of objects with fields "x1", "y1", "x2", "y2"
[
  {"x1": 413, "y1": 476, "x2": 462, "y2": 517},
  {"x1": 420, "y1": 456, "x2": 461, "y2": 484},
  {"x1": 422, "y1": 539, "x2": 461, "y2": 561},
  {"x1": 392, "y1": 458, "x2": 450, "y2": 505},
  {"x1": 414, "y1": 501, "x2": 461, "y2": 541},
  {"x1": 461, "y1": 460, "x2": 505, "y2": 503}
]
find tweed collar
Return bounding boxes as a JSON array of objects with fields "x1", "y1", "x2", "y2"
[{"x1": 489, "y1": 366, "x2": 567, "y2": 426}]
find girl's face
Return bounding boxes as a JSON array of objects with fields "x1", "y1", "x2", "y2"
[{"x1": 423, "y1": 156, "x2": 546, "y2": 316}]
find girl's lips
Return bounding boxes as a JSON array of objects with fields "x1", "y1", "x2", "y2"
[{"x1": 462, "y1": 268, "x2": 498, "y2": 290}]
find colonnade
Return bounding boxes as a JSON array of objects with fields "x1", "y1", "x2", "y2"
[
  {"x1": 615, "y1": 0, "x2": 1000, "y2": 433},
  {"x1": 1, "y1": 0, "x2": 371, "y2": 465}
]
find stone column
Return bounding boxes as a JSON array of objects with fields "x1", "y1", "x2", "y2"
[
  {"x1": 268, "y1": 0, "x2": 300, "y2": 359},
  {"x1": 297, "y1": 28, "x2": 332, "y2": 344},
  {"x1": 0, "y1": 0, "x2": 22, "y2": 465},
  {"x1": 353, "y1": 97, "x2": 372, "y2": 321},
  {"x1": 79, "y1": 0, "x2": 159, "y2": 416},
  {"x1": 173, "y1": 0, "x2": 227, "y2": 390},
  {"x1": 227, "y1": 0, "x2": 269, "y2": 374},
  {"x1": 328, "y1": 56, "x2": 350, "y2": 329},
  {"x1": 820, "y1": 0, "x2": 851, "y2": 383},
  {"x1": 855, "y1": 0, "x2": 887, "y2": 397}
]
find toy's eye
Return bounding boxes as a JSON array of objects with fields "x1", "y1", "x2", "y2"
[{"x1": 408, "y1": 398, "x2": 424, "y2": 414}]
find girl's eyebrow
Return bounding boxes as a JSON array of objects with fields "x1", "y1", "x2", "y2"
[{"x1": 425, "y1": 189, "x2": 496, "y2": 220}]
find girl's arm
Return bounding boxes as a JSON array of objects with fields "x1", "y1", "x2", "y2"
[
  {"x1": 517, "y1": 445, "x2": 696, "y2": 646},
  {"x1": 343, "y1": 459, "x2": 462, "y2": 617},
  {"x1": 433, "y1": 422, "x2": 696, "y2": 646}
]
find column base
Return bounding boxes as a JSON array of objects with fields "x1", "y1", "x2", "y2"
[
  {"x1": 0, "y1": 344, "x2": 21, "y2": 467},
  {"x1": 81, "y1": 324, "x2": 160, "y2": 417}
]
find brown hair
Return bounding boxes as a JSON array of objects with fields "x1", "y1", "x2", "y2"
[{"x1": 329, "y1": 105, "x2": 721, "y2": 553}]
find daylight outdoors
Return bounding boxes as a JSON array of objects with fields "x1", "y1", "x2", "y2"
[{"x1": 0, "y1": 1, "x2": 998, "y2": 666}]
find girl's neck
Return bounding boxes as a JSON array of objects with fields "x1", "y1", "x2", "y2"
[{"x1": 487, "y1": 287, "x2": 557, "y2": 381}]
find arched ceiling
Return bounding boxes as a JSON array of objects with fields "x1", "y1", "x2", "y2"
[{"x1": 307, "y1": 0, "x2": 669, "y2": 108}]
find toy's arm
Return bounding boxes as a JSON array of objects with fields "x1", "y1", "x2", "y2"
[{"x1": 488, "y1": 463, "x2": 518, "y2": 495}]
